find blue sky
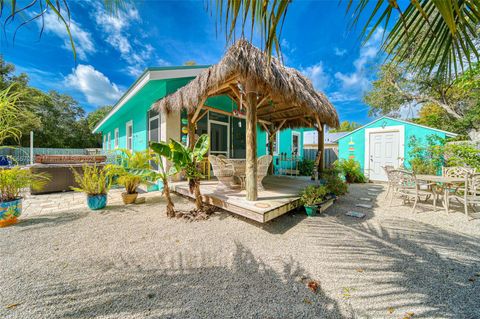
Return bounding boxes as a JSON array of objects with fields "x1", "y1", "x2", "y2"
[{"x1": 1, "y1": 0, "x2": 386, "y2": 124}]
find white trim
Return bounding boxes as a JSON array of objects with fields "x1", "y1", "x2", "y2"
[
  {"x1": 92, "y1": 67, "x2": 208, "y2": 133},
  {"x1": 114, "y1": 128, "x2": 119, "y2": 149},
  {"x1": 291, "y1": 131, "x2": 300, "y2": 156},
  {"x1": 332, "y1": 116, "x2": 457, "y2": 142},
  {"x1": 364, "y1": 125, "x2": 405, "y2": 179},
  {"x1": 266, "y1": 131, "x2": 280, "y2": 155},
  {"x1": 208, "y1": 119, "x2": 230, "y2": 157},
  {"x1": 103, "y1": 135, "x2": 107, "y2": 151},
  {"x1": 126, "y1": 120, "x2": 133, "y2": 151}
]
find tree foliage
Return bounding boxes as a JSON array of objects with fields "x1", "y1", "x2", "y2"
[
  {"x1": 329, "y1": 121, "x2": 361, "y2": 133},
  {"x1": 0, "y1": 57, "x2": 105, "y2": 148}
]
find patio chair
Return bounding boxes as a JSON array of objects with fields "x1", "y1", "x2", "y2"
[
  {"x1": 208, "y1": 155, "x2": 235, "y2": 189},
  {"x1": 449, "y1": 173, "x2": 480, "y2": 218},
  {"x1": 389, "y1": 169, "x2": 437, "y2": 214},
  {"x1": 382, "y1": 165, "x2": 395, "y2": 199},
  {"x1": 257, "y1": 155, "x2": 273, "y2": 191}
]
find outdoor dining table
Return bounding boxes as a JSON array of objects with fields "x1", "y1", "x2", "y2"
[
  {"x1": 416, "y1": 174, "x2": 466, "y2": 214},
  {"x1": 225, "y1": 159, "x2": 247, "y2": 189}
]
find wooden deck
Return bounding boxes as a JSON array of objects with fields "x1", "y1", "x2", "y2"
[{"x1": 172, "y1": 176, "x2": 316, "y2": 223}]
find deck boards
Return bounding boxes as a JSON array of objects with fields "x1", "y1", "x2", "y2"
[{"x1": 172, "y1": 176, "x2": 316, "y2": 223}]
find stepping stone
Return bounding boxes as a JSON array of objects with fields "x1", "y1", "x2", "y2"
[
  {"x1": 359, "y1": 197, "x2": 372, "y2": 201},
  {"x1": 135, "y1": 197, "x2": 146, "y2": 204},
  {"x1": 346, "y1": 211, "x2": 366, "y2": 218},
  {"x1": 355, "y1": 203, "x2": 372, "y2": 209},
  {"x1": 368, "y1": 188, "x2": 382, "y2": 192},
  {"x1": 367, "y1": 192, "x2": 380, "y2": 196}
]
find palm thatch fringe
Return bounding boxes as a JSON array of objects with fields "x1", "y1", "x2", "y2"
[{"x1": 153, "y1": 39, "x2": 339, "y2": 129}]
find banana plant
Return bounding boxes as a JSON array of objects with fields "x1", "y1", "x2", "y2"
[
  {"x1": 149, "y1": 141, "x2": 181, "y2": 218},
  {"x1": 159, "y1": 134, "x2": 210, "y2": 212}
]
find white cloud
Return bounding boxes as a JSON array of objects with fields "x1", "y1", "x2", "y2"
[
  {"x1": 40, "y1": 11, "x2": 95, "y2": 60},
  {"x1": 300, "y1": 62, "x2": 330, "y2": 91},
  {"x1": 334, "y1": 28, "x2": 384, "y2": 95},
  {"x1": 334, "y1": 47, "x2": 347, "y2": 56},
  {"x1": 64, "y1": 64, "x2": 122, "y2": 106}
]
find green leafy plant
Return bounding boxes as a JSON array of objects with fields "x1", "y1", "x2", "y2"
[
  {"x1": 168, "y1": 134, "x2": 210, "y2": 211},
  {"x1": 322, "y1": 169, "x2": 348, "y2": 196},
  {"x1": 408, "y1": 135, "x2": 446, "y2": 175},
  {"x1": 71, "y1": 164, "x2": 111, "y2": 196},
  {"x1": 0, "y1": 167, "x2": 49, "y2": 202},
  {"x1": 105, "y1": 149, "x2": 153, "y2": 195},
  {"x1": 445, "y1": 142, "x2": 480, "y2": 170},
  {"x1": 149, "y1": 141, "x2": 182, "y2": 218},
  {"x1": 298, "y1": 158, "x2": 315, "y2": 176},
  {"x1": 299, "y1": 185, "x2": 328, "y2": 206},
  {"x1": 334, "y1": 159, "x2": 366, "y2": 183},
  {"x1": 0, "y1": 85, "x2": 23, "y2": 145}
]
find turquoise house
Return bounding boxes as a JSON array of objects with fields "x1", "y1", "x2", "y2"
[
  {"x1": 93, "y1": 66, "x2": 312, "y2": 174},
  {"x1": 335, "y1": 116, "x2": 457, "y2": 181}
]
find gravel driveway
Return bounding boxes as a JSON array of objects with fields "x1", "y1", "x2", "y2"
[{"x1": 1, "y1": 184, "x2": 479, "y2": 318}]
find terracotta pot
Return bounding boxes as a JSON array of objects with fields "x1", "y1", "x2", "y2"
[{"x1": 121, "y1": 192, "x2": 138, "y2": 204}]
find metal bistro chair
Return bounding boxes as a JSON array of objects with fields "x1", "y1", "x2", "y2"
[
  {"x1": 382, "y1": 165, "x2": 395, "y2": 199},
  {"x1": 389, "y1": 169, "x2": 437, "y2": 214},
  {"x1": 442, "y1": 166, "x2": 476, "y2": 197},
  {"x1": 449, "y1": 173, "x2": 480, "y2": 218}
]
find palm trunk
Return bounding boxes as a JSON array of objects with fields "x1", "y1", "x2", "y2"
[{"x1": 162, "y1": 179, "x2": 175, "y2": 218}]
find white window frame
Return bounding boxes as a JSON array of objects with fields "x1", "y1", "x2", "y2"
[
  {"x1": 148, "y1": 114, "x2": 161, "y2": 143},
  {"x1": 103, "y1": 135, "x2": 107, "y2": 150},
  {"x1": 114, "y1": 128, "x2": 119, "y2": 149},
  {"x1": 126, "y1": 120, "x2": 133, "y2": 151},
  {"x1": 266, "y1": 131, "x2": 280, "y2": 155},
  {"x1": 208, "y1": 118, "x2": 230, "y2": 157},
  {"x1": 107, "y1": 132, "x2": 111, "y2": 151},
  {"x1": 291, "y1": 131, "x2": 300, "y2": 156}
]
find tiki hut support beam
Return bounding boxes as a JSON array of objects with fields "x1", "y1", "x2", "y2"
[
  {"x1": 245, "y1": 91, "x2": 258, "y2": 201},
  {"x1": 265, "y1": 119, "x2": 286, "y2": 175},
  {"x1": 316, "y1": 123, "x2": 325, "y2": 178},
  {"x1": 187, "y1": 112, "x2": 196, "y2": 149},
  {"x1": 191, "y1": 97, "x2": 207, "y2": 124}
]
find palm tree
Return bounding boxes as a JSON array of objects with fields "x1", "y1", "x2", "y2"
[{"x1": 2, "y1": 0, "x2": 478, "y2": 80}]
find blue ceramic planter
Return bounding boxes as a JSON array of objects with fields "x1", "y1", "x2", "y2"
[
  {"x1": 0, "y1": 198, "x2": 22, "y2": 226},
  {"x1": 87, "y1": 194, "x2": 107, "y2": 210}
]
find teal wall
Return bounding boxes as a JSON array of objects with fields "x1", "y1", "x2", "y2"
[{"x1": 337, "y1": 117, "x2": 450, "y2": 171}]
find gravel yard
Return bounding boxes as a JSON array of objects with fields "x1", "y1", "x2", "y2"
[{"x1": 1, "y1": 183, "x2": 479, "y2": 319}]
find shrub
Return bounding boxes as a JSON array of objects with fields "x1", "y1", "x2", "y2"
[
  {"x1": 71, "y1": 164, "x2": 111, "y2": 196},
  {"x1": 334, "y1": 159, "x2": 366, "y2": 183},
  {"x1": 408, "y1": 135, "x2": 445, "y2": 174},
  {"x1": 299, "y1": 185, "x2": 328, "y2": 206},
  {"x1": 322, "y1": 169, "x2": 348, "y2": 196},
  {"x1": 445, "y1": 142, "x2": 480, "y2": 170},
  {"x1": 0, "y1": 167, "x2": 49, "y2": 201},
  {"x1": 298, "y1": 158, "x2": 315, "y2": 176}
]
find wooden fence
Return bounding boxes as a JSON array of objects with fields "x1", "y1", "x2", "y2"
[{"x1": 304, "y1": 148, "x2": 338, "y2": 168}]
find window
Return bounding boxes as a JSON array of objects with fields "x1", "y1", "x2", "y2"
[
  {"x1": 107, "y1": 132, "x2": 111, "y2": 151},
  {"x1": 103, "y1": 135, "x2": 107, "y2": 150},
  {"x1": 292, "y1": 131, "x2": 300, "y2": 156},
  {"x1": 148, "y1": 109, "x2": 160, "y2": 143},
  {"x1": 114, "y1": 128, "x2": 119, "y2": 149},
  {"x1": 126, "y1": 121, "x2": 133, "y2": 151},
  {"x1": 266, "y1": 132, "x2": 280, "y2": 155}
]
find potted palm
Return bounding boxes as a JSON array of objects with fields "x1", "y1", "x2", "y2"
[
  {"x1": 0, "y1": 167, "x2": 49, "y2": 226},
  {"x1": 105, "y1": 149, "x2": 152, "y2": 205},
  {"x1": 71, "y1": 164, "x2": 111, "y2": 210},
  {"x1": 299, "y1": 185, "x2": 328, "y2": 216}
]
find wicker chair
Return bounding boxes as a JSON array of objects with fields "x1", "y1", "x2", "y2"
[
  {"x1": 449, "y1": 173, "x2": 480, "y2": 218},
  {"x1": 208, "y1": 155, "x2": 235, "y2": 189},
  {"x1": 257, "y1": 155, "x2": 273, "y2": 191},
  {"x1": 389, "y1": 169, "x2": 437, "y2": 214}
]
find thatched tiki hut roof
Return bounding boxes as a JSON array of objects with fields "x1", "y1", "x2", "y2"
[
  {"x1": 152, "y1": 39, "x2": 339, "y2": 201},
  {"x1": 153, "y1": 39, "x2": 339, "y2": 129}
]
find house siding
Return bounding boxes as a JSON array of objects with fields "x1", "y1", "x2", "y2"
[{"x1": 338, "y1": 117, "x2": 449, "y2": 172}]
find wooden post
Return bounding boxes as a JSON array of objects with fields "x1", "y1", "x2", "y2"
[
  {"x1": 245, "y1": 92, "x2": 258, "y2": 201},
  {"x1": 187, "y1": 112, "x2": 195, "y2": 149},
  {"x1": 318, "y1": 124, "x2": 325, "y2": 176},
  {"x1": 268, "y1": 130, "x2": 274, "y2": 175}
]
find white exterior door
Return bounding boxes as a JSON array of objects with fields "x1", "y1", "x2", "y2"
[{"x1": 369, "y1": 131, "x2": 400, "y2": 181}]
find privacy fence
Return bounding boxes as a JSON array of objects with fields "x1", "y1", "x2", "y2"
[{"x1": 303, "y1": 148, "x2": 337, "y2": 168}]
